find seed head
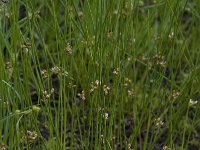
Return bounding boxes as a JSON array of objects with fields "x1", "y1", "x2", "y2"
[
  {"x1": 172, "y1": 90, "x2": 180, "y2": 100},
  {"x1": 124, "y1": 77, "x2": 132, "y2": 87},
  {"x1": 168, "y1": 32, "x2": 174, "y2": 39},
  {"x1": 128, "y1": 89, "x2": 134, "y2": 97},
  {"x1": 162, "y1": 146, "x2": 171, "y2": 150},
  {"x1": 65, "y1": 43, "x2": 72, "y2": 55},
  {"x1": 42, "y1": 90, "x2": 51, "y2": 99},
  {"x1": 5, "y1": 61, "x2": 12, "y2": 69},
  {"x1": 154, "y1": 117, "x2": 164, "y2": 127},
  {"x1": 77, "y1": 91, "x2": 86, "y2": 100},
  {"x1": 0, "y1": 143, "x2": 7, "y2": 150},
  {"x1": 102, "y1": 112, "x2": 109, "y2": 120},
  {"x1": 78, "y1": 11, "x2": 84, "y2": 18},
  {"x1": 127, "y1": 143, "x2": 133, "y2": 150},
  {"x1": 41, "y1": 69, "x2": 48, "y2": 79},
  {"x1": 103, "y1": 85, "x2": 110, "y2": 95},
  {"x1": 0, "y1": 0, "x2": 8, "y2": 5},
  {"x1": 153, "y1": 52, "x2": 167, "y2": 68},
  {"x1": 21, "y1": 42, "x2": 31, "y2": 54},
  {"x1": 189, "y1": 99, "x2": 198, "y2": 107},
  {"x1": 27, "y1": 130, "x2": 37, "y2": 141},
  {"x1": 32, "y1": 105, "x2": 41, "y2": 112},
  {"x1": 51, "y1": 66, "x2": 61, "y2": 75},
  {"x1": 15, "y1": 110, "x2": 21, "y2": 114},
  {"x1": 113, "y1": 68, "x2": 119, "y2": 75},
  {"x1": 68, "y1": 82, "x2": 77, "y2": 88},
  {"x1": 100, "y1": 134, "x2": 104, "y2": 144},
  {"x1": 90, "y1": 80, "x2": 101, "y2": 93},
  {"x1": 3, "y1": 101, "x2": 9, "y2": 108}
]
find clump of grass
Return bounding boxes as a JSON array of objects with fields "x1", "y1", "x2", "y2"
[{"x1": 1, "y1": 0, "x2": 200, "y2": 149}]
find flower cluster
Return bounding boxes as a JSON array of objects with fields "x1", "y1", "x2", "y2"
[
  {"x1": 3, "y1": 101, "x2": 9, "y2": 109},
  {"x1": 103, "y1": 85, "x2": 110, "y2": 95},
  {"x1": 51, "y1": 66, "x2": 61, "y2": 75},
  {"x1": 65, "y1": 43, "x2": 72, "y2": 55},
  {"x1": 5, "y1": 61, "x2": 12, "y2": 69},
  {"x1": 32, "y1": 105, "x2": 41, "y2": 112},
  {"x1": 0, "y1": 143, "x2": 7, "y2": 150},
  {"x1": 124, "y1": 77, "x2": 132, "y2": 87},
  {"x1": 42, "y1": 88, "x2": 54, "y2": 99},
  {"x1": 0, "y1": 0, "x2": 8, "y2": 5},
  {"x1": 78, "y1": 11, "x2": 84, "y2": 18},
  {"x1": 20, "y1": 130, "x2": 38, "y2": 144},
  {"x1": 113, "y1": 68, "x2": 119, "y2": 75},
  {"x1": 90, "y1": 80, "x2": 101, "y2": 93},
  {"x1": 154, "y1": 117, "x2": 164, "y2": 128},
  {"x1": 153, "y1": 52, "x2": 166, "y2": 68},
  {"x1": 100, "y1": 134, "x2": 104, "y2": 144},
  {"x1": 41, "y1": 69, "x2": 48, "y2": 79},
  {"x1": 127, "y1": 89, "x2": 134, "y2": 98},
  {"x1": 162, "y1": 145, "x2": 171, "y2": 150},
  {"x1": 127, "y1": 143, "x2": 133, "y2": 150},
  {"x1": 102, "y1": 112, "x2": 109, "y2": 120},
  {"x1": 189, "y1": 99, "x2": 198, "y2": 107},
  {"x1": 168, "y1": 32, "x2": 174, "y2": 39},
  {"x1": 67, "y1": 82, "x2": 77, "y2": 88},
  {"x1": 77, "y1": 91, "x2": 86, "y2": 101},
  {"x1": 21, "y1": 42, "x2": 31, "y2": 54},
  {"x1": 172, "y1": 90, "x2": 180, "y2": 100},
  {"x1": 98, "y1": 107, "x2": 109, "y2": 120}
]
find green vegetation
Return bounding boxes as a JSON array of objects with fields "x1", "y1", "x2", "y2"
[{"x1": 0, "y1": 0, "x2": 200, "y2": 149}]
